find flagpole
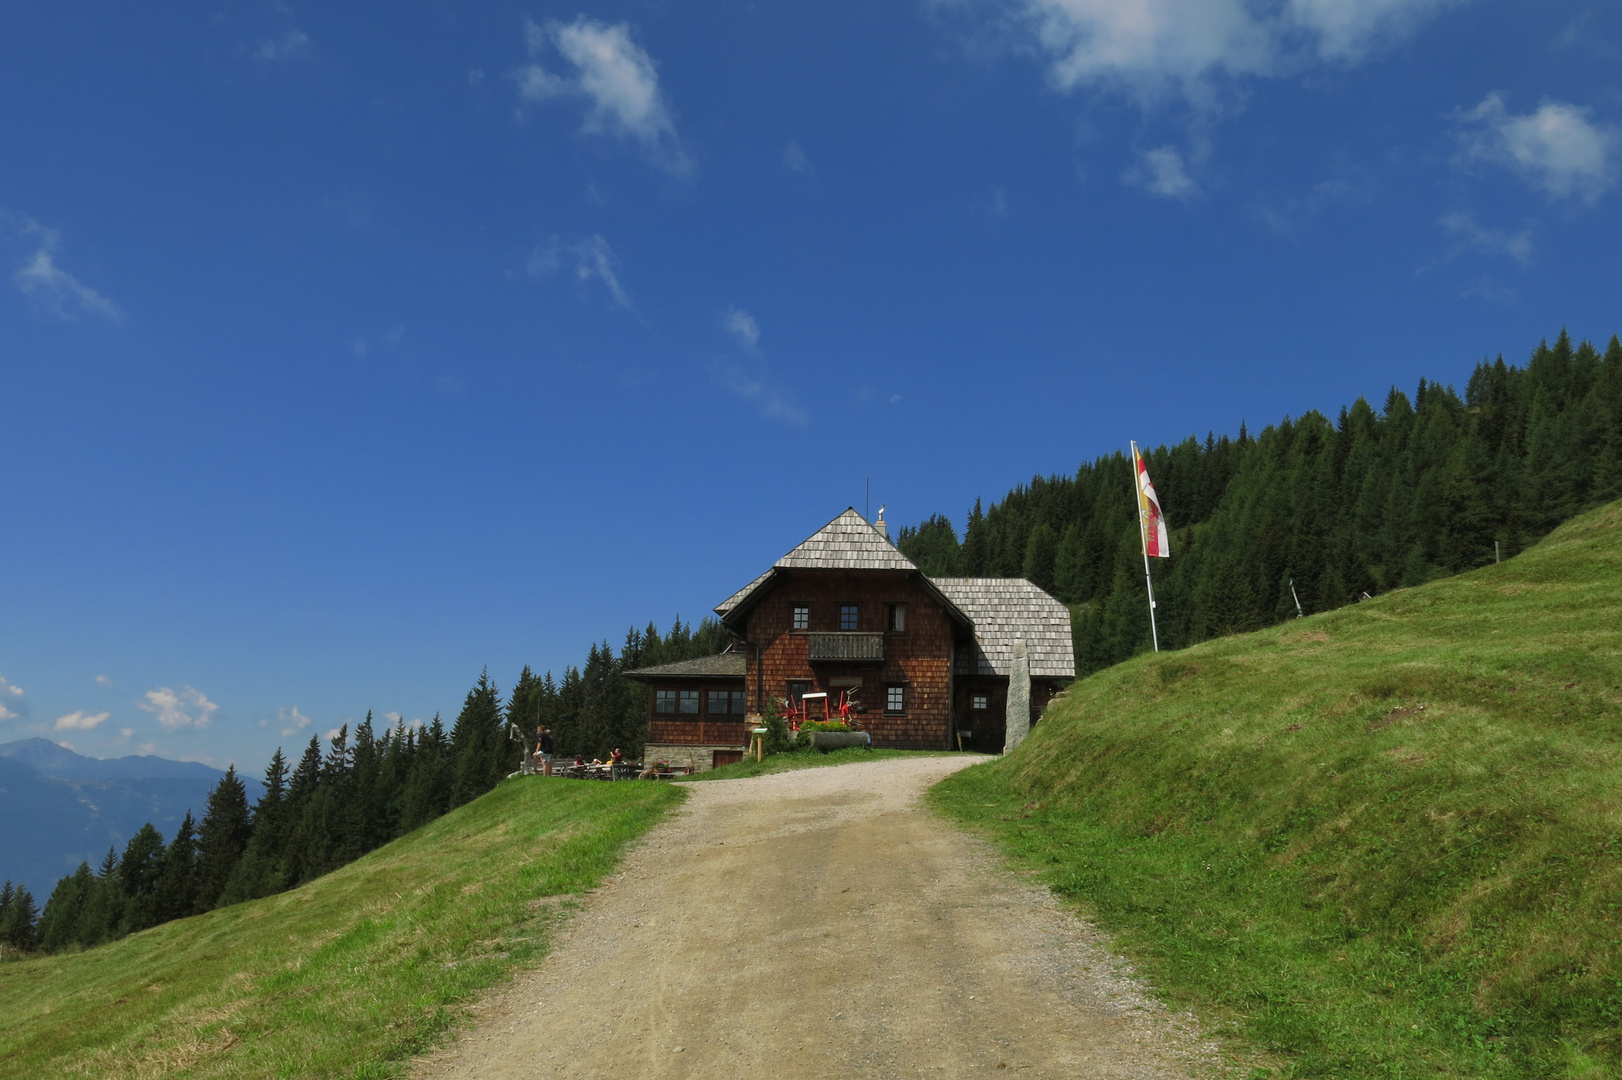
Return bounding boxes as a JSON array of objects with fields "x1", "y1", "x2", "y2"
[{"x1": 1132, "y1": 441, "x2": 1161, "y2": 653}]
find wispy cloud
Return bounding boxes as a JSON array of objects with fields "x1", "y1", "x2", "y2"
[
  {"x1": 94, "y1": 674, "x2": 114, "y2": 688},
  {"x1": 13, "y1": 220, "x2": 121, "y2": 320},
  {"x1": 999, "y1": 0, "x2": 1463, "y2": 107},
  {"x1": 257, "y1": 28, "x2": 313, "y2": 63},
  {"x1": 139, "y1": 686, "x2": 219, "y2": 732},
  {"x1": 1439, "y1": 211, "x2": 1533, "y2": 264},
  {"x1": 1124, "y1": 145, "x2": 1198, "y2": 198},
  {"x1": 270, "y1": 705, "x2": 313, "y2": 738},
  {"x1": 516, "y1": 17, "x2": 689, "y2": 174},
  {"x1": 529, "y1": 234, "x2": 634, "y2": 310},
  {"x1": 722, "y1": 306, "x2": 761, "y2": 352},
  {"x1": 710, "y1": 360, "x2": 808, "y2": 426},
  {"x1": 782, "y1": 140, "x2": 813, "y2": 174},
  {"x1": 54, "y1": 710, "x2": 110, "y2": 731},
  {"x1": 1456, "y1": 93, "x2": 1616, "y2": 204},
  {"x1": 0, "y1": 675, "x2": 22, "y2": 722}
]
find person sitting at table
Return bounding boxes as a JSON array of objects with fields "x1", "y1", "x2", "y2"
[{"x1": 573, "y1": 753, "x2": 585, "y2": 768}]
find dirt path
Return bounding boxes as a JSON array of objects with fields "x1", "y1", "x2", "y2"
[{"x1": 412, "y1": 756, "x2": 1212, "y2": 1080}]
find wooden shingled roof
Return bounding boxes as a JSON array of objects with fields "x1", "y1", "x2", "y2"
[
  {"x1": 715, "y1": 508, "x2": 920, "y2": 618},
  {"x1": 623, "y1": 652, "x2": 748, "y2": 680},
  {"x1": 711, "y1": 509, "x2": 1074, "y2": 680},
  {"x1": 930, "y1": 577, "x2": 1076, "y2": 679}
]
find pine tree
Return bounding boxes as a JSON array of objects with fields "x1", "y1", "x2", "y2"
[
  {"x1": 1, "y1": 884, "x2": 39, "y2": 952},
  {"x1": 154, "y1": 812, "x2": 198, "y2": 922},
  {"x1": 117, "y1": 823, "x2": 167, "y2": 935},
  {"x1": 193, "y1": 766, "x2": 253, "y2": 912},
  {"x1": 37, "y1": 863, "x2": 94, "y2": 950},
  {"x1": 449, "y1": 670, "x2": 504, "y2": 806}
]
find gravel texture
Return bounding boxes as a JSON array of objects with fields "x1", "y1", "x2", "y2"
[{"x1": 411, "y1": 755, "x2": 1216, "y2": 1080}]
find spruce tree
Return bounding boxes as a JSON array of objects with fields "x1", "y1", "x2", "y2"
[
  {"x1": 37, "y1": 862, "x2": 94, "y2": 950},
  {"x1": 154, "y1": 812, "x2": 198, "y2": 922},
  {"x1": 1, "y1": 884, "x2": 39, "y2": 952},
  {"x1": 117, "y1": 823, "x2": 167, "y2": 935},
  {"x1": 449, "y1": 670, "x2": 503, "y2": 806},
  {"x1": 193, "y1": 766, "x2": 253, "y2": 912}
]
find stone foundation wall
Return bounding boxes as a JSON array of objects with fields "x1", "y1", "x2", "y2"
[{"x1": 643, "y1": 743, "x2": 746, "y2": 772}]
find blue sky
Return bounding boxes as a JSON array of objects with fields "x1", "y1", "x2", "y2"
[{"x1": 2, "y1": 0, "x2": 1618, "y2": 772}]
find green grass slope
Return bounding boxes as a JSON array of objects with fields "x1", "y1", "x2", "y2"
[
  {"x1": 934, "y1": 500, "x2": 1622, "y2": 1079},
  {"x1": 0, "y1": 778, "x2": 682, "y2": 1079}
]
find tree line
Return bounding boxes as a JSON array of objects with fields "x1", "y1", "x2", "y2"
[
  {"x1": 898, "y1": 330, "x2": 1622, "y2": 674},
  {"x1": 0, "y1": 617, "x2": 728, "y2": 955}
]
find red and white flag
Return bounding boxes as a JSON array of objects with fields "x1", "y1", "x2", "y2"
[{"x1": 1132, "y1": 442, "x2": 1170, "y2": 559}]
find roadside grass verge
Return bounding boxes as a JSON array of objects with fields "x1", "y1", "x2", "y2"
[
  {"x1": 0, "y1": 778, "x2": 682, "y2": 1079},
  {"x1": 932, "y1": 499, "x2": 1622, "y2": 1079},
  {"x1": 681, "y1": 746, "x2": 961, "y2": 782}
]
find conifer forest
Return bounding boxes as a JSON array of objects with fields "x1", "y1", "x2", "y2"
[{"x1": 898, "y1": 330, "x2": 1622, "y2": 674}]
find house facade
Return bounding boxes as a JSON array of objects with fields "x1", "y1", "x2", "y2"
[{"x1": 627, "y1": 508, "x2": 1074, "y2": 770}]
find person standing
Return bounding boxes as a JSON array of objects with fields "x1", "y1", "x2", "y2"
[{"x1": 539, "y1": 726, "x2": 556, "y2": 777}]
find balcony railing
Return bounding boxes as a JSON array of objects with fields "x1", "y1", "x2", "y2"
[{"x1": 807, "y1": 632, "x2": 885, "y2": 662}]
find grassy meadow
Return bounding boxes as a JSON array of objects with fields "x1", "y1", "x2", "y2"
[
  {"x1": 934, "y1": 499, "x2": 1622, "y2": 1079},
  {"x1": 0, "y1": 778, "x2": 682, "y2": 1079}
]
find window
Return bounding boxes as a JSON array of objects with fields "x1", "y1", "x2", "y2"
[
  {"x1": 787, "y1": 680, "x2": 811, "y2": 709},
  {"x1": 885, "y1": 684, "x2": 906, "y2": 714},
  {"x1": 887, "y1": 603, "x2": 906, "y2": 632},
  {"x1": 679, "y1": 689, "x2": 700, "y2": 715},
  {"x1": 655, "y1": 689, "x2": 677, "y2": 715},
  {"x1": 971, "y1": 694, "x2": 988, "y2": 711},
  {"x1": 708, "y1": 689, "x2": 746, "y2": 716},
  {"x1": 792, "y1": 605, "x2": 810, "y2": 631},
  {"x1": 840, "y1": 604, "x2": 859, "y2": 631}
]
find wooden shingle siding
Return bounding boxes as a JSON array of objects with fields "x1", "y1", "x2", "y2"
[{"x1": 745, "y1": 568, "x2": 955, "y2": 750}]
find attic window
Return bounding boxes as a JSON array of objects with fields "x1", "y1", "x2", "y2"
[
  {"x1": 887, "y1": 603, "x2": 906, "y2": 632},
  {"x1": 971, "y1": 694, "x2": 988, "y2": 711},
  {"x1": 840, "y1": 604, "x2": 859, "y2": 631},
  {"x1": 792, "y1": 605, "x2": 809, "y2": 631}
]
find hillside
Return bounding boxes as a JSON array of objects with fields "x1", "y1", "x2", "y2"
[
  {"x1": 934, "y1": 498, "x2": 1622, "y2": 1078},
  {"x1": 0, "y1": 740, "x2": 262, "y2": 898},
  {"x1": 0, "y1": 777, "x2": 680, "y2": 1078}
]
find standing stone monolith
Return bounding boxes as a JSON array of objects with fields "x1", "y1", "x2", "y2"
[{"x1": 1002, "y1": 638, "x2": 1031, "y2": 754}]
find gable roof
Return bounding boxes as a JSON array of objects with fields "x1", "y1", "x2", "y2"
[
  {"x1": 930, "y1": 578, "x2": 1075, "y2": 679},
  {"x1": 624, "y1": 652, "x2": 748, "y2": 681},
  {"x1": 715, "y1": 508, "x2": 920, "y2": 622}
]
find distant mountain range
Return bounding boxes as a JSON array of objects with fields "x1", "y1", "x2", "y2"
[{"x1": 0, "y1": 738, "x2": 262, "y2": 898}]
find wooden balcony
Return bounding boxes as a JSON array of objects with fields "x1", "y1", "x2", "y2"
[
  {"x1": 647, "y1": 719, "x2": 749, "y2": 746},
  {"x1": 806, "y1": 632, "x2": 885, "y2": 662}
]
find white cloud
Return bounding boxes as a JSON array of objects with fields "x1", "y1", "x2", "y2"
[
  {"x1": 119, "y1": 727, "x2": 135, "y2": 739},
  {"x1": 13, "y1": 221, "x2": 121, "y2": 320},
  {"x1": 722, "y1": 306, "x2": 761, "y2": 352},
  {"x1": 1439, "y1": 211, "x2": 1533, "y2": 264},
  {"x1": 276, "y1": 705, "x2": 313, "y2": 738},
  {"x1": 1124, "y1": 145, "x2": 1198, "y2": 198},
  {"x1": 94, "y1": 674, "x2": 114, "y2": 688},
  {"x1": 1457, "y1": 94, "x2": 1616, "y2": 203},
  {"x1": 257, "y1": 29, "x2": 313, "y2": 63},
  {"x1": 782, "y1": 141, "x2": 813, "y2": 174},
  {"x1": 54, "y1": 710, "x2": 110, "y2": 731},
  {"x1": 530, "y1": 234, "x2": 634, "y2": 310},
  {"x1": 996, "y1": 0, "x2": 1461, "y2": 107},
  {"x1": 710, "y1": 359, "x2": 808, "y2": 426},
  {"x1": 1286, "y1": 0, "x2": 1461, "y2": 61},
  {"x1": 0, "y1": 676, "x2": 21, "y2": 697},
  {"x1": 517, "y1": 17, "x2": 689, "y2": 173},
  {"x1": 139, "y1": 686, "x2": 219, "y2": 732}
]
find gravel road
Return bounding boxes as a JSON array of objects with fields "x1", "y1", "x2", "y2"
[{"x1": 411, "y1": 755, "x2": 1212, "y2": 1080}]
